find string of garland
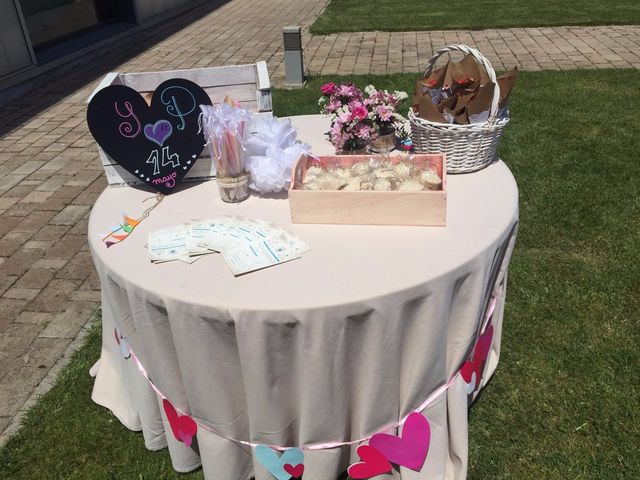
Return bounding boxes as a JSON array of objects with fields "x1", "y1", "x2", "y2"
[{"x1": 115, "y1": 289, "x2": 499, "y2": 479}]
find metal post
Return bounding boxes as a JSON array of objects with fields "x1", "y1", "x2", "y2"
[{"x1": 283, "y1": 26, "x2": 305, "y2": 87}]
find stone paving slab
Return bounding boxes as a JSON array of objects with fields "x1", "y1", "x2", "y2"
[{"x1": 0, "y1": 0, "x2": 639, "y2": 444}]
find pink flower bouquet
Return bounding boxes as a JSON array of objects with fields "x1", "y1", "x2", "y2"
[
  {"x1": 319, "y1": 82, "x2": 408, "y2": 153},
  {"x1": 318, "y1": 82, "x2": 375, "y2": 153}
]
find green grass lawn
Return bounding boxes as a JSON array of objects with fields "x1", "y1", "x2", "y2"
[
  {"x1": 309, "y1": 0, "x2": 640, "y2": 34},
  {"x1": 2, "y1": 69, "x2": 640, "y2": 479}
]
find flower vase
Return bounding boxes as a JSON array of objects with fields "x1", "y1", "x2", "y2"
[
  {"x1": 369, "y1": 125, "x2": 396, "y2": 153},
  {"x1": 216, "y1": 171, "x2": 250, "y2": 203},
  {"x1": 338, "y1": 141, "x2": 367, "y2": 156}
]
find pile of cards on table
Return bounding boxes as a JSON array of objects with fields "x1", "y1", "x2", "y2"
[{"x1": 148, "y1": 215, "x2": 310, "y2": 276}]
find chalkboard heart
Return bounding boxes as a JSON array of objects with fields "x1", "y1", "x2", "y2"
[{"x1": 87, "y1": 78, "x2": 212, "y2": 194}]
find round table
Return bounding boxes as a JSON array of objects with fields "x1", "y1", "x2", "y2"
[{"x1": 88, "y1": 114, "x2": 518, "y2": 480}]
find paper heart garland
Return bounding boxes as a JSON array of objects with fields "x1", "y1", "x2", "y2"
[
  {"x1": 461, "y1": 324, "x2": 494, "y2": 394},
  {"x1": 368, "y1": 412, "x2": 431, "y2": 472},
  {"x1": 162, "y1": 399, "x2": 198, "y2": 447},
  {"x1": 348, "y1": 445, "x2": 392, "y2": 479},
  {"x1": 87, "y1": 78, "x2": 212, "y2": 194},
  {"x1": 255, "y1": 445, "x2": 304, "y2": 480}
]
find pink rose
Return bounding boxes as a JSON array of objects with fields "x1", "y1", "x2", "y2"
[
  {"x1": 321, "y1": 82, "x2": 337, "y2": 95},
  {"x1": 350, "y1": 105, "x2": 368, "y2": 121}
]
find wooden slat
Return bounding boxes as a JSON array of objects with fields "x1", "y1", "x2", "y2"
[
  {"x1": 104, "y1": 158, "x2": 217, "y2": 187},
  {"x1": 257, "y1": 89, "x2": 272, "y2": 112},
  {"x1": 121, "y1": 64, "x2": 258, "y2": 91},
  {"x1": 256, "y1": 61, "x2": 270, "y2": 90},
  {"x1": 97, "y1": 111, "x2": 273, "y2": 170},
  {"x1": 87, "y1": 72, "x2": 120, "y2": 103},
  {"x1": 204, "y1": 83, "x2": 258, "y2": 105},
  {"x1": 99, "y1": 147, "x2": 210, "y2": 168}
]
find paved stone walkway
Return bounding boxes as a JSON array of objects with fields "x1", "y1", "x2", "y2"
[
  {"x1": 306, "y1": 25, "x2": 640, "y2": 74},
  {"x1": 0, "y1": 0, "x2": 639, "y2": 444}
]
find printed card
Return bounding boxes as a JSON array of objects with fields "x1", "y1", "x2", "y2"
[{"x1": 147, "y1": 216, "x2": 309, "y2": 275}]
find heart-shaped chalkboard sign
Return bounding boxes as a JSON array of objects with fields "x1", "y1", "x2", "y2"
[{"x1": 87, "y1": 78, "x2": 212, "y2": 194}]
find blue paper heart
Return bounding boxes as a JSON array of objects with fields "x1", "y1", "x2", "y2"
[{"x1": 255, "y1": 445, "x2": 304, "y2": 480}]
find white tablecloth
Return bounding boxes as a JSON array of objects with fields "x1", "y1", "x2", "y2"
[{"x1": 88, "y1": 114, "x2": 518, "y2": 480}]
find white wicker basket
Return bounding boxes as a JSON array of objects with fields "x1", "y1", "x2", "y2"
[{"x1": 409, "y1": 44, "x2": 510, "y2": 174}]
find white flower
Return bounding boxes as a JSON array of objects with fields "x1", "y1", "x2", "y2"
[
  {"x1": 364, "y1": 85, "x2": 377, "y2": 95},
  {"x1": 394, "y1": 113, "x2": 407, "y2": 123}
]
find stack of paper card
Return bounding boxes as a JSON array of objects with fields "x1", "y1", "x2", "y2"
[{"x1": 148, "y1": 216, "x2": 310, "y2": 276}]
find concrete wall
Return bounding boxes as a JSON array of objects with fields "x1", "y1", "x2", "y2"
[
  {"x1": 0, "y1": 0, "x2": 35, "y2": 78},
  {"x1": 0, "y1": 0, "x2": 208, "y2": 87},
  {"x1": 134, "y1": 0, "x2": 199, "y2": 23}
]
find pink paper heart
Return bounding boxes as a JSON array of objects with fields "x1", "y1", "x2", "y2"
[
  {"x1": 369, "y1": 412, "x2": 430, "y2": 471},
  {"x1": 163, "y1": 399, "x2": 197, "y2": 447},
  {"x1": 348, "y1": 445, "x2": 392, "y2": 479},
  {"x1": 284, "y1": 463, "x2": 304, "y2": 478}
]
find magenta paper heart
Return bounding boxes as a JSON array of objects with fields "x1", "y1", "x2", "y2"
[
  {"x1": 162, "y1": 399, "x2": 197, "y2": 447},
  {"x1": 284, "y1": 463, "x2": 304, "y2": 478},
  {"x1": 460, "y1": 359, "x2": 476, "y2": 383},
  {"x1": 369, "y1": 412, "x2": 430, "y2": 471},
  {"x1": 144, "y1": 119, "x2": 173, "y2": 146},
  {"x1": 462, "y1": 325, "x2": 494, "y2": 393},
  {"x1": 348, "y1": 445, "x2": 392, "y2": 479},
  {"x1": 475, "y1": 325, "x2": 494, "y2": 363}
]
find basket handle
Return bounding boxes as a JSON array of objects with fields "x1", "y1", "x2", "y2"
[{"x1": 424, "y1": 44, "x2": 501, "y2": 122}]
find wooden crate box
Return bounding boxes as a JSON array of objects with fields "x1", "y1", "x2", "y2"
[
  {"x1": 289, "y1": 153, "x2": 447, "y2": 226},
  {"x1": 87, "y1": 61, "x2": 272, "y2": 187}
]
